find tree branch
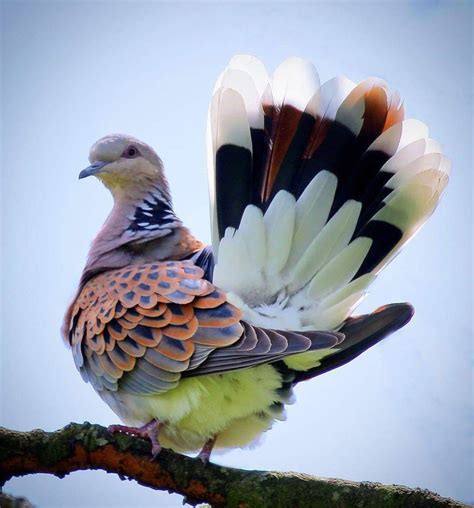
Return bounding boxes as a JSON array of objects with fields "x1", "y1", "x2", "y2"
[
  {"x1": 0, "y1": 423, "x2": 467, "y2": 507},
  {"x1": 0, "y1": 492, "x2": 35, "y2": 508}
]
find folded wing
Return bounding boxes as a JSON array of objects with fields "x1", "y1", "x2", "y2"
[{"x1": 65, "y1": 261, "x2": 346, "y2": 395}]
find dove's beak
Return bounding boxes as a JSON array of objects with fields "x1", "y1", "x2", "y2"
[{"x1": 79, "y1": 160, "x2": 109, "y2": 179}]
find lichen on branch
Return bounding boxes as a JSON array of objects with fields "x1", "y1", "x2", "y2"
[{"x1": 0, "y1": 423, "x2": 468, "y2": 507}]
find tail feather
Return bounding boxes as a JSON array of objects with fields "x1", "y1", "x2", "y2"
[
  {"x1": 211, "y1": 87, "x2": 253, "y2": 241},
  {"x1": 286, "y1": 170, "x2": 337, "y2": 267},
  {"x1": 302, "y1": 76, "x2": 356, "y2": 160},
  {"x1": 263, "y1": 58, "x2": 320, "y2": 201},
  {"x1": 286, "y1": 199, "x2": 362, "y2": 294},
  {"x1": 207, "y1": 55, "x2": 448, "y2": 333}
]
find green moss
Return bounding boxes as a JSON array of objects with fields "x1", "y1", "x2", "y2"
[{"x1": 36, "y1": 433, "x2": 71, "y2": 466}]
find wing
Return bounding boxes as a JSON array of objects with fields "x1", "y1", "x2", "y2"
[
  {"x1": 290, "y1": 302, "x2": 415, "y2": 384},
  {"x1": 207, "y1": 55, "x2": 449, "y2": 332},
  {"x1": 66, "y1": 260, "x2": 342, "y2": 395}
]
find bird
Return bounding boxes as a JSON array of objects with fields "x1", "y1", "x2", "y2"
[{"x1": 62, "y1": 55, "x2": 449, "y2": 463}]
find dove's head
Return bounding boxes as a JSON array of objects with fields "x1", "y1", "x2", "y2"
[
  {"x1": 77, "y1": 133, "x2": 202, "y2": 282},
  {"x1": 79, "y1": 134, "x2": 169, "y2": 199}
]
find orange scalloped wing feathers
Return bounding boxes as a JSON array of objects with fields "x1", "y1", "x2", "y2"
[{"x1": 66, "y1": 260, "x2": 243, "y2": 393}]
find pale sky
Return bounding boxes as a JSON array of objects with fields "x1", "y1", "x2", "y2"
[{"x1": 1, "y1": 1, "x2": 472, "y2": 506}]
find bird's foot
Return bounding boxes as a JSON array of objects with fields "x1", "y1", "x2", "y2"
[
  {"x1": 197, "y1": 435, "x2": 217, "y2": 464},
  {"x1": 108, "y1": 419, "x2": 162, "y2": 459}
]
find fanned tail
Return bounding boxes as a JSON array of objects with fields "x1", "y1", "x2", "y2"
[{"x1": 207, "y1": 55, "x2": 449, "y2": 334}]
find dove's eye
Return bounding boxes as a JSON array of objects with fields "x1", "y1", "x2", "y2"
[{"x1": 123, "y1": 146, "x2": 139, "y2": 158}]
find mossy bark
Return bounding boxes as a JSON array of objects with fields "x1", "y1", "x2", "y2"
[
  {"x1": 0, "y1": 423, "x2": 468, "y2": 507},
  {"x1": 0, "y1": 493, "x2": 35, "y2": 508}
]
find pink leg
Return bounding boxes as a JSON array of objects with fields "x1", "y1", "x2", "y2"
[
  {"x1": 197, "y1": 435, "x2": 217, "y2": 464},
  {"x1": 108, "y1": 419, "x2": 162, "y2": 459}
]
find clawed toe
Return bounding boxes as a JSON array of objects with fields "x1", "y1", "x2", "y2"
[
  {"x1": 149, "y1": 429, "x2": 162, "y2": 460},
  {"x1": 108, "y1": 424, "x2": 132, "y2": 435},
  {"x1": 108, "y1": 420, "x2": 162, "y2": 459},
  {"x1": 197, "y1": 451, "x2": 211, "y2": 464}
]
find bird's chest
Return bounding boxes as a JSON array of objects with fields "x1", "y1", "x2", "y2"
[{"x1": 103, "y1": 364, "x2": 289, "y2": 452}]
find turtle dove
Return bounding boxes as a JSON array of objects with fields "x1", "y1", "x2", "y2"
[{"x1": 63, "y1": 55, "x2": 449, "y2": 462}]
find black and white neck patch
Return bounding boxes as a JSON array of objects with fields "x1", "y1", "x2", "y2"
[{"x1": 126, "y1": 187, "x2": 181, "y2": 237}]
